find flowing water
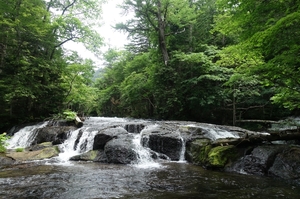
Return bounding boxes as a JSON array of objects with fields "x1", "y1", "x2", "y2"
[
  {"x1": 1, "y1": 162, "x2": 299, "y2": 199},
  {"x1": 2, "y1": 117, "x2": 300, "y2": 198}
]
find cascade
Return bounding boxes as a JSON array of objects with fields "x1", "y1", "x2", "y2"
[
  {"x1": 187, "y1": 124, "x2": 240, "y2": 141},
  {"x1": 178, "y1": 136, "x2": 186, "y2": 163},
  {"x1": 7, "y1": 122, "x2": 48, "y2": 149},
  {"x1": 56, "y1": 127, "x2": 98, "y2": 164},
  {"x1": 6, "y1": 117, "x2": 244, "y2": 167},
  {"x1": 56, "y1": 128, "x2": 81, "y2": 163},
  {"x1": 132, "y1": 125, "x2": 161, "y2": 168}
]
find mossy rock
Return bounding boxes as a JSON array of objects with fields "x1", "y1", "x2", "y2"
[
  {"x1": 70, "y1": 150, "x2": 107, "y2": 162},
  {"x1": 207, "y1": 145, "x2": 238, "y2": 168},
  {"x1": 186, "y1": 139, "x2": 212, "y2": 165}
]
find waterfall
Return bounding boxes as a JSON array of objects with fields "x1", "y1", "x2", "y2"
[
  {"x1": 132, "y1": 125, "x2": 161, "y2": 168},
  {"x1": 7, "y1": 122, "x2": 48, "y2": 149},
  {"x1": 56, "y1": 127, "x2": 98, "y2": 164},
  {"x1": 178, "y1": 136, "x2": 186, "y2": 163},
  {"x1": 56, "y1": 128, "x2": 81, "y2": 163}
]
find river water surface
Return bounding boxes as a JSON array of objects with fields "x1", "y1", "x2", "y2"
[
  {"x1": 2, "y1": 118, "x2": 300, "y2": 198},
  {"x1": 1, "y1": 161, "x2": 299, "y2": 199}
]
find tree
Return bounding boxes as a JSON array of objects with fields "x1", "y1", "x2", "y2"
[
  {"x1": 212, "y1": 0, "x2": 298, "y2": 123},
  {"x1": 61, "y1": 52, "x2": 97, "y2": 115},
  {"x1": 0, "y1": 0, "x2": 104, "y2": 130},
  {"x1": 116, "y1": 0, "x2": 197, "y2": 65}
]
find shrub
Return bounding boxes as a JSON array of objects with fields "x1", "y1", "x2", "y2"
[
  {"x1": 15, "y1": 148, "x2": 24, "y2": 152},
  {"x1": 0, "y1": 133, "x2": 9, "y2": 153}
]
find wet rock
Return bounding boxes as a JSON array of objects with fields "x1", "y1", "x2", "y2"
[
  {"x1": 186, "y1": 138, "x2": 212, "y2": 165},
  {"x1": 228, "y1": 145, "x2": 288, "y2": 175},
  {"x1": 0, "y1": 153, "x2": 16, "y2": 167},
  {"x1": 93, "y1": 127, "x2": 128, "y2": 150},
  {"x1": 7, "y1": 143, "x2": 60, "y2": 161},
  {"x1": 28, "y1": 142, "x2": 53, "y2": 151},
  {"x1": 269, "y1": 147, "x2": 300, "y2": 182},
  {"x1": 186, "y1": 139, "x2": 240, "y2": 168},
  {"x1": 124, "y1": 123, "x2": 145, "y2": 133},
  {"x1": 178, "y1": 124, "x2": 246, "y2": 142},
  {"x1": 74, "y1": 129, "x2": 84, "y2": 150},
  {"x1": 207, "y1": 145, "x2": 239, "y2": 168},
  {"x1": 33, "y1": 126, "x2": 77, "y2": 145},
  {"x1": 48, "y1": 120, "x2": 75, "y2": 127},
  {"x1": 104, "y1": 134, "x2": 138, "y2": 164},
  {"x1": 148, "y1": 132, "x2": 182, "y2": 161},
  {"x1": 70, "y1": 150, "x2": 107, "y2": 162}
]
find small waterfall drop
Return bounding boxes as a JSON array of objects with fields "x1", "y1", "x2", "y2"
[
  {"x1": 178, "y1": 136, "x2": 186, "y2": 163},
  {"x1": 56, "y1": 128, "x2": 81, "y2": 164},
  {"x1": 132, "y1": 125, "x2": 161, "y2": 169},
  {"x1": 56, "y1": 128, "x2": 98, "y2": 164},
  {"x1": 7, "y1": 122, "x2": 48, "y2": 149}
]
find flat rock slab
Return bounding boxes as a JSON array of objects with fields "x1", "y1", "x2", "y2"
[{"x1": 6, "y1": 146, "x2": 59, "y2": 161}]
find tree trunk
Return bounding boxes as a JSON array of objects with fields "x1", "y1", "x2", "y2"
[{"x1": 156, "y1": 0, "x2": 169, "y2": 65}]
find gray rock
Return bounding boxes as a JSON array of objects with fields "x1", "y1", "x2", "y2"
[
  {"x1": 70, "y1": 150, "x2": 107, "y2": 162},
  {"x1": 93, "y1": 127, "x2": 128, "y2": 150},
  {"x1": 124, "y1": 123, "x2": 145, "y2": 133},
  {"x1": 33, "y1": 126, "x2": 77, "y2": 145},
  {"x1": 0, "y1": 154, "x2": 15, "y2": 167},
  {"x1": 104, "y1": 134, "x2": 138, "y2": 164},
  {"x1": 228, "y1": 145, "x2": 288, "y2": 175},
  {"x1": 269, "y1": 147, "x2": 300, "y2": 182}
]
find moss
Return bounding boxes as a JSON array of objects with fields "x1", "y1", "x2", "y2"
[
  {"x1": 186, "y1": 139, "x2": 212, "y2": 165},
  {"x1": 39, "y1": 142, "x2": 53, "y2": 147},
  {"x1": 70, "y1": 150, "x2": 98, "y2": 161},
  {"x1": 85, "y1": 150, "x2": 98, "y2": 160},
  {"x1": 208, "y1": 145, "x2": 238, "y2": 168}
]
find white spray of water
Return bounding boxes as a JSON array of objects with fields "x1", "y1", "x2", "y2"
[
  {"x1": 187, "y1": 124, "x2": 240, "y2": 141},
  {"x1": 55, "y1": 128, "x2": 98, "y2": 165},
  {"x1": 7, "y1": 122, "x2": 49, "y2": 149},
  {"x1": 56, "y1": 128, "x2": 81, "y2": 164},
  {"x1": 132, "y1": 124, "x2": 162, "y2": 169},
  {"x1": 178, "y1": 136, "x2": 186, "y2": 163}
]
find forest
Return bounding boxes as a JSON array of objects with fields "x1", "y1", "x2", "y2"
[{"x1": 0, "y1": 0, "x2": 299, "y2": 132}]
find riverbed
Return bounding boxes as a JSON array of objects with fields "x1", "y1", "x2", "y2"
[{"x1": 1, "y1": 161, "x2": 299, "y2": 199}]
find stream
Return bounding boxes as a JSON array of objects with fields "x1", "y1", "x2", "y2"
[
  {"x1": 1, "y1": 117, "x2": 300, "y2": 198},
  {"x1": 1, "y1": 161, "x2": 299, "y2": 199}
]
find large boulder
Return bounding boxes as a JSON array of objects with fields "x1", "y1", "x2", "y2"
[
  {"x1": 227, "y1": 145, "x2": 288, "y2": 175},
  {"x1": 104, "y1": 134, "x2": 138, "y2": 164},
  {"x1": 186, "y1": 138, "x2": 241, "y2": 168},
  {"x1": 147, "y1": 132, "x2": 182, "y2": 161},
  {"x1": 269, "y1": 147, "x2": 300, "y2": 182},
  {"x1": 93, "y1": 127, "x2": 128, "y2": 150},
  {"x1": 140, "y1": 124, "x2": 183, "y2": 161},
  {"x1": 185, "y1": 138, "x2": 212, "y2": 165},
  {"x1": 32, "y1": 126, "x2": 77, "y2": 145},
  {"x1": 207, "y1": 145, "x2": 239, "y2": 168}
]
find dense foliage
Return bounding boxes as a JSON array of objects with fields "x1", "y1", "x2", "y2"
[
  {"x1": 1, "y1": 0, "x2": 299, "y2": 131},
  {"x1": 95, "y1": 0, "x2": 296, "y2": 126},
  {"x1": 0, "y1": 0, "x2": 103, "y2": 131}
]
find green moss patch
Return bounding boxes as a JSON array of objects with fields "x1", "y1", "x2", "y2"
[{"x1": 208, "y1": 145, "x2": 238, "y2": 168}]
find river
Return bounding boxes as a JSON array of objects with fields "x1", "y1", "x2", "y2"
[
  {"x1": 2, "y1": 117, "x2": 300, "y2": 198},
  {"x1": 0, "y1": 161, "x2": 299, "y2": 199}
]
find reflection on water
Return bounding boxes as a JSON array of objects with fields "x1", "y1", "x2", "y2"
[{"x1": 0, "y1": 162, "x2": 300, "y2": 199}]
